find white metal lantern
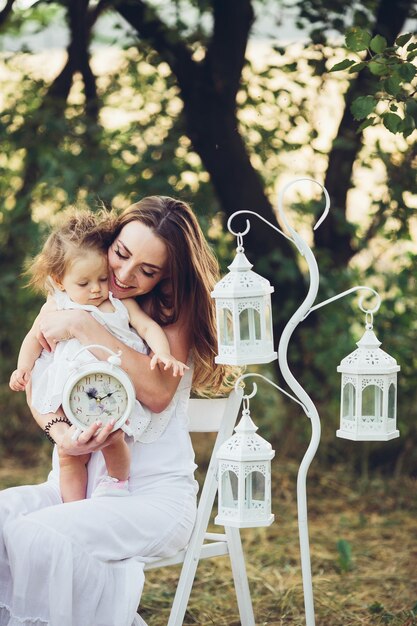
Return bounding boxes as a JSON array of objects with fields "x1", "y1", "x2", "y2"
[
  {"x1": 211, "y1": 245, "x2": 277, "y2": 365},
  {"x1": 215, "y1": 401, "x2": 275, "y2": 528},
  {"x1": 337, "y1": 323, "x2": 400, "y2": 441}
]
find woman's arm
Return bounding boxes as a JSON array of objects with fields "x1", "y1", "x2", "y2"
[
  {"x1": 36, "y1": 307, "x2": 191, "y2": 412},
  {"x1": 29, "y1": 399, "x2": 126, "y2": 455}
]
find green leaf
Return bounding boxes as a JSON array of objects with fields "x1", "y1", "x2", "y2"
[
  {"x1": 329, "y1": 59, "x2": 356, "y2": 72},
  {"x1": 358, "y1": 116, "x2": 377, "y2": 132},
  {"x1": 406, "y1": 98, "x2": 417, "y2": 121},
  {"x1": 398, "y1": 63, "x2": 416, "y2": 82},
  {"x1": 396, "y1": 33, "x2": 413, "y2": 47},
  {"x1": 345, "y1": 27, "x2": 372, "y2": 52},
  {"x1": 384, "y1": 75, "x2": 402, "y2": 96},
  {"x1": 348, "y1": 62, "x2": 367, "y2": 73},
  {"x1": 337, "y1": 539, "x2": 353, "y2": 572},
  {"x1": 407, "y1": 42, "x2": 417, "y2": 52},
  {"x1": 368, "y1": 59, "x2": 388, "y2": 76},
  {"x1": 370, "y1": 35, "x2": 387, "y2": 53},
  {"x1": 401, "y1": 115, "x2": 416, "y2": 138},
  {"x1": 369, "y1": 602, "x2": 384, "y2": 615},
  {"x1": 351, "y1": 95, "x2": 377, "y2": 120},
  {"x1": 382, "y1": 112, "x2": 403, "y2": 133}
]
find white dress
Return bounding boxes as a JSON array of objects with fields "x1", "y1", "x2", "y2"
[
  {"x1": 0, "y1": 364, "x2": 198, "y2": 626},
  {"x1": 31, "y1": 290, "x2": 152, "y2": 442}
]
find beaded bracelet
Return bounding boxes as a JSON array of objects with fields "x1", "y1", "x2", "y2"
[{"x1": 44, "y1": 416, "x2": 72, "y2": 444}]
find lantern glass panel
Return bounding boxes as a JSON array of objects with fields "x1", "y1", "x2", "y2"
[
  {"x1": 239, "y1": 308, "x2": 261, "y2": 341},
  {"x1": 388, "y1": 383, "x2": 396, "y2": 421},
  {"x1": 342, "y1": 382, "x2": 356, "y2": 420},
  {"x1": 245, "y1": 470, "x2": 265, "y2": 509},
  {"x1": 254, "y1": 309, "x2": 261, "y2": 340},
  {"x1": 220, "y1": 308, "x2": 234, "y2": 346},
  {"x1": 239, "y1": 309, "x2": 250, "y2": 341},
  {"x1": 362, "y1": 384, "x2": 383, "y2": 421},
  {"x1": 265, "y1": 304, "x2": 272, "y2": 341},
  {"x1": 221, "y1": 470, "x2": 238, "y2": 508}
]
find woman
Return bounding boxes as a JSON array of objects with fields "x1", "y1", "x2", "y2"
[{"x1": 0, "y1": 196, "x2": 230, "y2": 626}]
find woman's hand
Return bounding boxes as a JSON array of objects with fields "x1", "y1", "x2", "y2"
[
  {"x1": 55, "y1": 420, "x2": 125, "y2": 456},
  {"x1": 36, "y1": 309, "x2": 85, "y2": 352}
]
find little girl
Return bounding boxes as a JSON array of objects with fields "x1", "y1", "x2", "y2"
[{"x1": 9, "y1": 208, "x2": 188, "y2": 502}]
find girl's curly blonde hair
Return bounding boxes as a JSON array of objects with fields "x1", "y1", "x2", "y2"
[{"x1": 26, "y1": 208, "x2": 113, "y2": 295}]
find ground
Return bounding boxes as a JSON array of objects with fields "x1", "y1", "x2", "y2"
[{"x1": 1, "y1": 443, "x2": 415, "y2": 626}]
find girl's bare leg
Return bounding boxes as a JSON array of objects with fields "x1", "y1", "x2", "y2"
[
  {"x1": 58, "y1": 450, "x2": 90, "y2": 502},
  {"x1": 39, "y1": 407, "x2": 90, "y2": 502},
  {"x1": 101, "y1": 435, "x2": 130, "y2": 481}
]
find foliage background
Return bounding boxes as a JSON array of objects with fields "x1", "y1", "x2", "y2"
[
  {"x1": 0, "y1": 0, "x2": 416, "y2": 476},
  {"x1": 1, "y1": 2, "x2": 417, "y2": 624}
]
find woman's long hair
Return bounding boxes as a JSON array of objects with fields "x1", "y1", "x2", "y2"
[{"x1": 113, "y1": 196, "x2": 237, "y2": 396}]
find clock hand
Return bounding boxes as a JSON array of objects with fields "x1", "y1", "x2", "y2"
[
  {"x1": 97, "y1": 390, "x2": 117, "y2": 402},
  {"x1": 86, "y1": 388, "x2": 99, "y2": 400}
]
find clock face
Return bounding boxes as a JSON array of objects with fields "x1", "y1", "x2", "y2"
[{"x1": 68, "y1": 372, "x2": 129, "y2": 428}]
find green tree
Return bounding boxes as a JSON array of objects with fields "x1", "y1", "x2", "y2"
[{"x1": 0, "y1": 0, "x2": 416, "y2": 472}]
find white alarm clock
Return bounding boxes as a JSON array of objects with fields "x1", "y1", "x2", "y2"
[{"x1": 62, "y1": 344, "x2": 136, "y2": 437}]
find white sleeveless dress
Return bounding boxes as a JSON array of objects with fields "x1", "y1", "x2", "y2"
[
  {"x1": 0, "y1": 362, "x2": 197, "y2": 626},
  {"x1": 31, "y1": 290, "x2": 153, "y2": 441}
]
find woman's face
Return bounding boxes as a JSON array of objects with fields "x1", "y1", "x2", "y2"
[{"x1": 108, "y1": 221, "x2": 168, "y2": 299}]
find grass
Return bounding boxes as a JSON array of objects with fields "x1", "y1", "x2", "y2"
[{"x1": 1, "y1": 440, "x2": 416, "y2": 626}]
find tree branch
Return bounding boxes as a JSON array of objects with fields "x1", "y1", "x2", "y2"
[
  {"x1": 207, "y1": 0, "x2": 254, "y2": 102},
  {"x1": 0, "y1": 0, "x2": 16, "y2": 27},
  {"x1": 115, "y1": 0, "x2": 196, "y2": 86},
  {"x1": 87, "y1": 0, "x2": 111, "y2": 29}
]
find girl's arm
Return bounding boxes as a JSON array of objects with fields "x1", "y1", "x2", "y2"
[
  {"x1": 123, "y1": 299, "x2": 189, "y2": 376},
  {"x1": 36, "y1": 306, "x2": 191, "y2": 412},
  {"x1": 10, "y1": 299, "x2": 56, "y2": 391}
]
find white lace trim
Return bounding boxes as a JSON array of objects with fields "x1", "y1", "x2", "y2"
[{"x1": 0, "y1": 603, "x2": 48, "y2": 624}]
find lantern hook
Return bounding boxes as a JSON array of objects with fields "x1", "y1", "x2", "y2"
[
  {"x1": 235, "y1": 373, "x2": 309, "y2": 413},
  {"x1": 227, "y1": 211, "x2": 292, "y2": 243},
  {"x1": 365, "y1": 311, "x2": 374, "y2": 329},
  {"x1": 242, "y1": 383, "x2": 258, "y2": 412},
  {"x1": 358, "y1": 288, "x2": 381, "y2": 315},
  {"x1": 277, "y1": 178, "x2": 330, "y2": 255},
  {"x1": 304, "y1": 286, "x2": 381, "y2": 320}
]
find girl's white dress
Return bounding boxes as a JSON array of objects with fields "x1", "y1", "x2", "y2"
[
  {"x1": 0, "y1": 296, "x2": 198, "y2": 626},
  {"x1": 31, "y1": 290, "x2": 152, "y2": 442}
]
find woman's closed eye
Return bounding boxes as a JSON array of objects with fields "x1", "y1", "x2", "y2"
[{"x1": 114, "y1": 245, "x2": 128, "y2": 260}]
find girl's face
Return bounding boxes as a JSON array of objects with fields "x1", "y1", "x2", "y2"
[
  {"x1": 56, "y1": 250, "x2": 109, "y2": 306},
  {"x1": 108, "y1": 221, "x2": 168, "y2": 299}
]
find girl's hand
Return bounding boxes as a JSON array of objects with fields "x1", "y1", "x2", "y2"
[
  {"x1": 9, "y1": 368, "x2": 30, "y2": 391},
  {"x1": 54, "y1": 420, "x2": 125, "y2": 456},
  {"x1": 150, "y1": 352, "x2": 190, "y2": 377}
]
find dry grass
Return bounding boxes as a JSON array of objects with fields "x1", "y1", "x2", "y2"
[
  {"x1": 1, "y1": 438, "x2": 416, "y2": 626},
  {"x1": 139, "y1": 461, "x2": 417, "y2": 626}
]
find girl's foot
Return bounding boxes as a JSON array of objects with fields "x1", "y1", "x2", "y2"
[{"x1": 91, "y1": 476, "x2": 129, "y2": 498}]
